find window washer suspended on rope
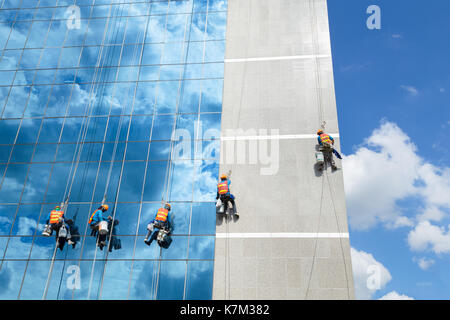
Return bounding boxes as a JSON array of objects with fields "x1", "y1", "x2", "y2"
[
  {"x1": 216, "y1": 174, "x2": 238, "y2": 217},
  {"x1": 144, "y1": 203, "x2": 172, "y2": 247},
  {"x1": 88, "y1": 204, "x2": 111, "y2": 249},
  {"x1": 317, "y1": 129, "x2": 341, "y2": 171},
  {"x1": 42, "y1": 205, "x2": 74, "y2": 250}
]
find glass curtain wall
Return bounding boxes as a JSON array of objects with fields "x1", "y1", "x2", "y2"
[{"x1": 0, "y1": 0, "x2": 227, "y2": 300}]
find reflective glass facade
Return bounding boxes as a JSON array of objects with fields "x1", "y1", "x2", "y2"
[{"x1": 0, "y1": 0, "x2": 227, "y2": 300}]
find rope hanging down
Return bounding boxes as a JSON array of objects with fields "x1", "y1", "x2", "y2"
[
  {"x1": 85, "y1": 1, "x2": 130, "y2": 300},
  {"x1": 151, "y1": 0, "x2": 199, "y2": 300},
  {"x1": 223, "y1": 0, "x2": 252, "y2": 299},
  {"x1": 304, "y1": 0, "x2": 349, "y2": 300},
  {"x1": 125, "y1": 0, "x2": 156, "y2": 301},
  {"x1": 97, "y1": 19, "x2": 145, "y2": 299}
]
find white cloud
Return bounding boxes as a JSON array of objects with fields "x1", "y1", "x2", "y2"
[
  {"x1": 413, "y1": 257, "x2": 435, "y2": 270},
  {"x1": 351, "y1": 248, "x2": 392, "y2": 300},
  {"x1": 400, "y1": 85, "x2": 419, "y2": 96},
  {"x1": 440, "y1": 88, "x2": 445, "y2": 93},
  {"x1": 417, "y1": 206, "x2": 446, "y2": 222},
  {"x1": 343, "y1": 121, "x2": 450, "y2": 230},
  {"x1": 386, "y1": 216, "x2": 415, "y2": 229},
  {"x1": 0, "y1": 216, "x2": 11, "y2": 224},
  {"x1": 416, "y1": 164, "x2": 450, "y2": 209},
  {"x1": 408, "y1": 221, "x2": 450, "y2": 254},
  {"x1": 343, "y1": 121, "x2": 420, "y2": 230},
  {"x1": 379, "y1": 291, "x2": 414, "y2": 300},
  {"x1": 16, "y1": 217, "x2": 38, "y2": 236},
  {"x1": 392, "y1": 34, "x2": 403, "y2": 39}
]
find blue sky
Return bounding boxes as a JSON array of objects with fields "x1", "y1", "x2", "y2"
[{"x1": 328, "y1": 0, "x2": 450, "y2": 299}]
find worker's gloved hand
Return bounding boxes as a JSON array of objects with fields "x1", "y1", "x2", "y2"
[
  {"x1": 107, "y1": 216, "x2": 113, "y2": 221},
  {"x1": 147, "y1": 223, "x2": 154, "y2": 232}
]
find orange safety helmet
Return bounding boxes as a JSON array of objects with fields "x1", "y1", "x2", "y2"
[
  {"x1": 317, "y1": 129, "x2": 324, "y2": 135},
  {"x1": 54, "y1": 206, "x2": 61, "y2": 211},
  {"x1": 220, "y1": 174, "x2": 228, "y2": 180},
  {"x1": 164, "y1": 203, "x2": 171, "y2": 211},
  {"x1": 101, "y1": 204, "x2": 109, "y2": 211}
]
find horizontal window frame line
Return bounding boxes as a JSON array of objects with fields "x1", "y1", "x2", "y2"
[
  {"x1": 0, "y1": 157, "x2": 221, "y2": 165},
  {"x1": 0, "y1": 76, "x2": 225, "y2": 87},
  {"x1": 2, "y1": 0, "x2": 195, "y2": 11},
  {"x1": 0, "y1": 38, "x2": 227, "y2": 52},
  {"x1": 0, "y1": 234, "x2": 217, "y2": 238},
  {"x1": 0, "y1": 258, "x2": 215, "y2": 262},
  {"x1": 0, "y1": 136, "x2": 222, "y2": 146},
  {"x1": 0, "y1": 200, "x2": 217, "y2": 205},
  {"x1": 2, "y1": 60, "x2": 226, "y2": 72},
  {"x1": 3, "y1": 4, "x2": 222, "y2": 14},
  {"x1": 4, "y1": 10, "x2": 228, "y2": 24},
  {"x1": 216, "y1": 232, "x2": 350, "y2": 239},
  {"x1": 0, "y1": 110, "x2": 222, "y2": 122}
]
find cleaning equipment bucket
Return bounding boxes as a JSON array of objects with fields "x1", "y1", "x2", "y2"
[
  {"x1": 98, "y1": 221, "x2": 109, "y2": 235},
  {"x1": 315, "y1": 152, "x2": 324, "y2": 164},
  {"x1": 216, "y1": 198, "x2": 224, "y2": 214},
  {"x1": 59, "y1": 225, "x2": 67, "y2": 238}
]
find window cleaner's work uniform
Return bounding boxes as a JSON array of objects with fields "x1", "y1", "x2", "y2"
[
  {"x1": 216, "y1": 179, "x2": 237, "y2": 214},
  {"x1": 318, "y1": 132, "x2": 337, "y2": 169},
  {"x1": 45, "y1": 209, "x2": 71, "y2": 240},
  {"x1": 89, "y1": 208, "x2": 109, "y2": 245},
  {"x1": 144, "y1": 207, "x2": 171, "y2": 246}
]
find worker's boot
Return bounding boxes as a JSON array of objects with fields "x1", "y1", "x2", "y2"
[
  {"x1": 42, "y1": 225, "x2": 52, "y2": 237},
  {"x1": 144, "y1": 228, "x2": 153, "y2": 245}
]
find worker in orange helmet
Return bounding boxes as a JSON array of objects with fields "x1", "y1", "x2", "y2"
[
  {"x1": 217, "y1": 174, "x2": 238, "y2": 217},
  {"x1": 144, "y1": 203, "x2": 172, "y2": 246},
  {"x1": 88, "y1": 204, "x2": 111, "y2": 249},
  {"x1": 317, "y1": 129, "x2": 339, "y2": 170},
  {"x1": 42, "y1": 205, "x2": 73, "y2": 250}
]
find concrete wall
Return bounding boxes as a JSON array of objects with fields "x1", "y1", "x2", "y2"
[{"x1": 212, "y1": 0, "x2": 355, "y2": 300}]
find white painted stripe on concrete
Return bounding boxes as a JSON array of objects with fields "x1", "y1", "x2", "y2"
[
  {"x1": 225, "y1": 54, "x2": 332, "y2": 63},
  {"x1": 216, "y1": 232, "x2": 349, "y2": 239},
  {"x1": 221, "y1": 133, "x2": 339, "y2": 141}
]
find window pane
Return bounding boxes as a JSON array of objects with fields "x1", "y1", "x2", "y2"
[
  {"x1": 190, "y1": 202, "x2": 216, "y2": 235},
  {"x1": 0, "y1": 205, "x2": 16, "y2": 235},
  {"x1": 0, "y1": 261, "x2": 27, "y2": 300},
  {"x1": 156, "y1": 261, "x2": 186, "y2": 300},
  {"x1": 100, "y1": 260, "x2": 132, "y2": 300},
  {"x1": 11, "y1": 204, "x2": 41, "y2": 235},
  {"x1": 128, "y1": 260, "x2": 159, "y2": 300},
  {"x1": 185, "y1": 260, "x2": 214, "y2": 300}
]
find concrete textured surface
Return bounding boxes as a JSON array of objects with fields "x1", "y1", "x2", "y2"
[{"x1": 212, "y1": 0, "x2": 355, "y2": 300}]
